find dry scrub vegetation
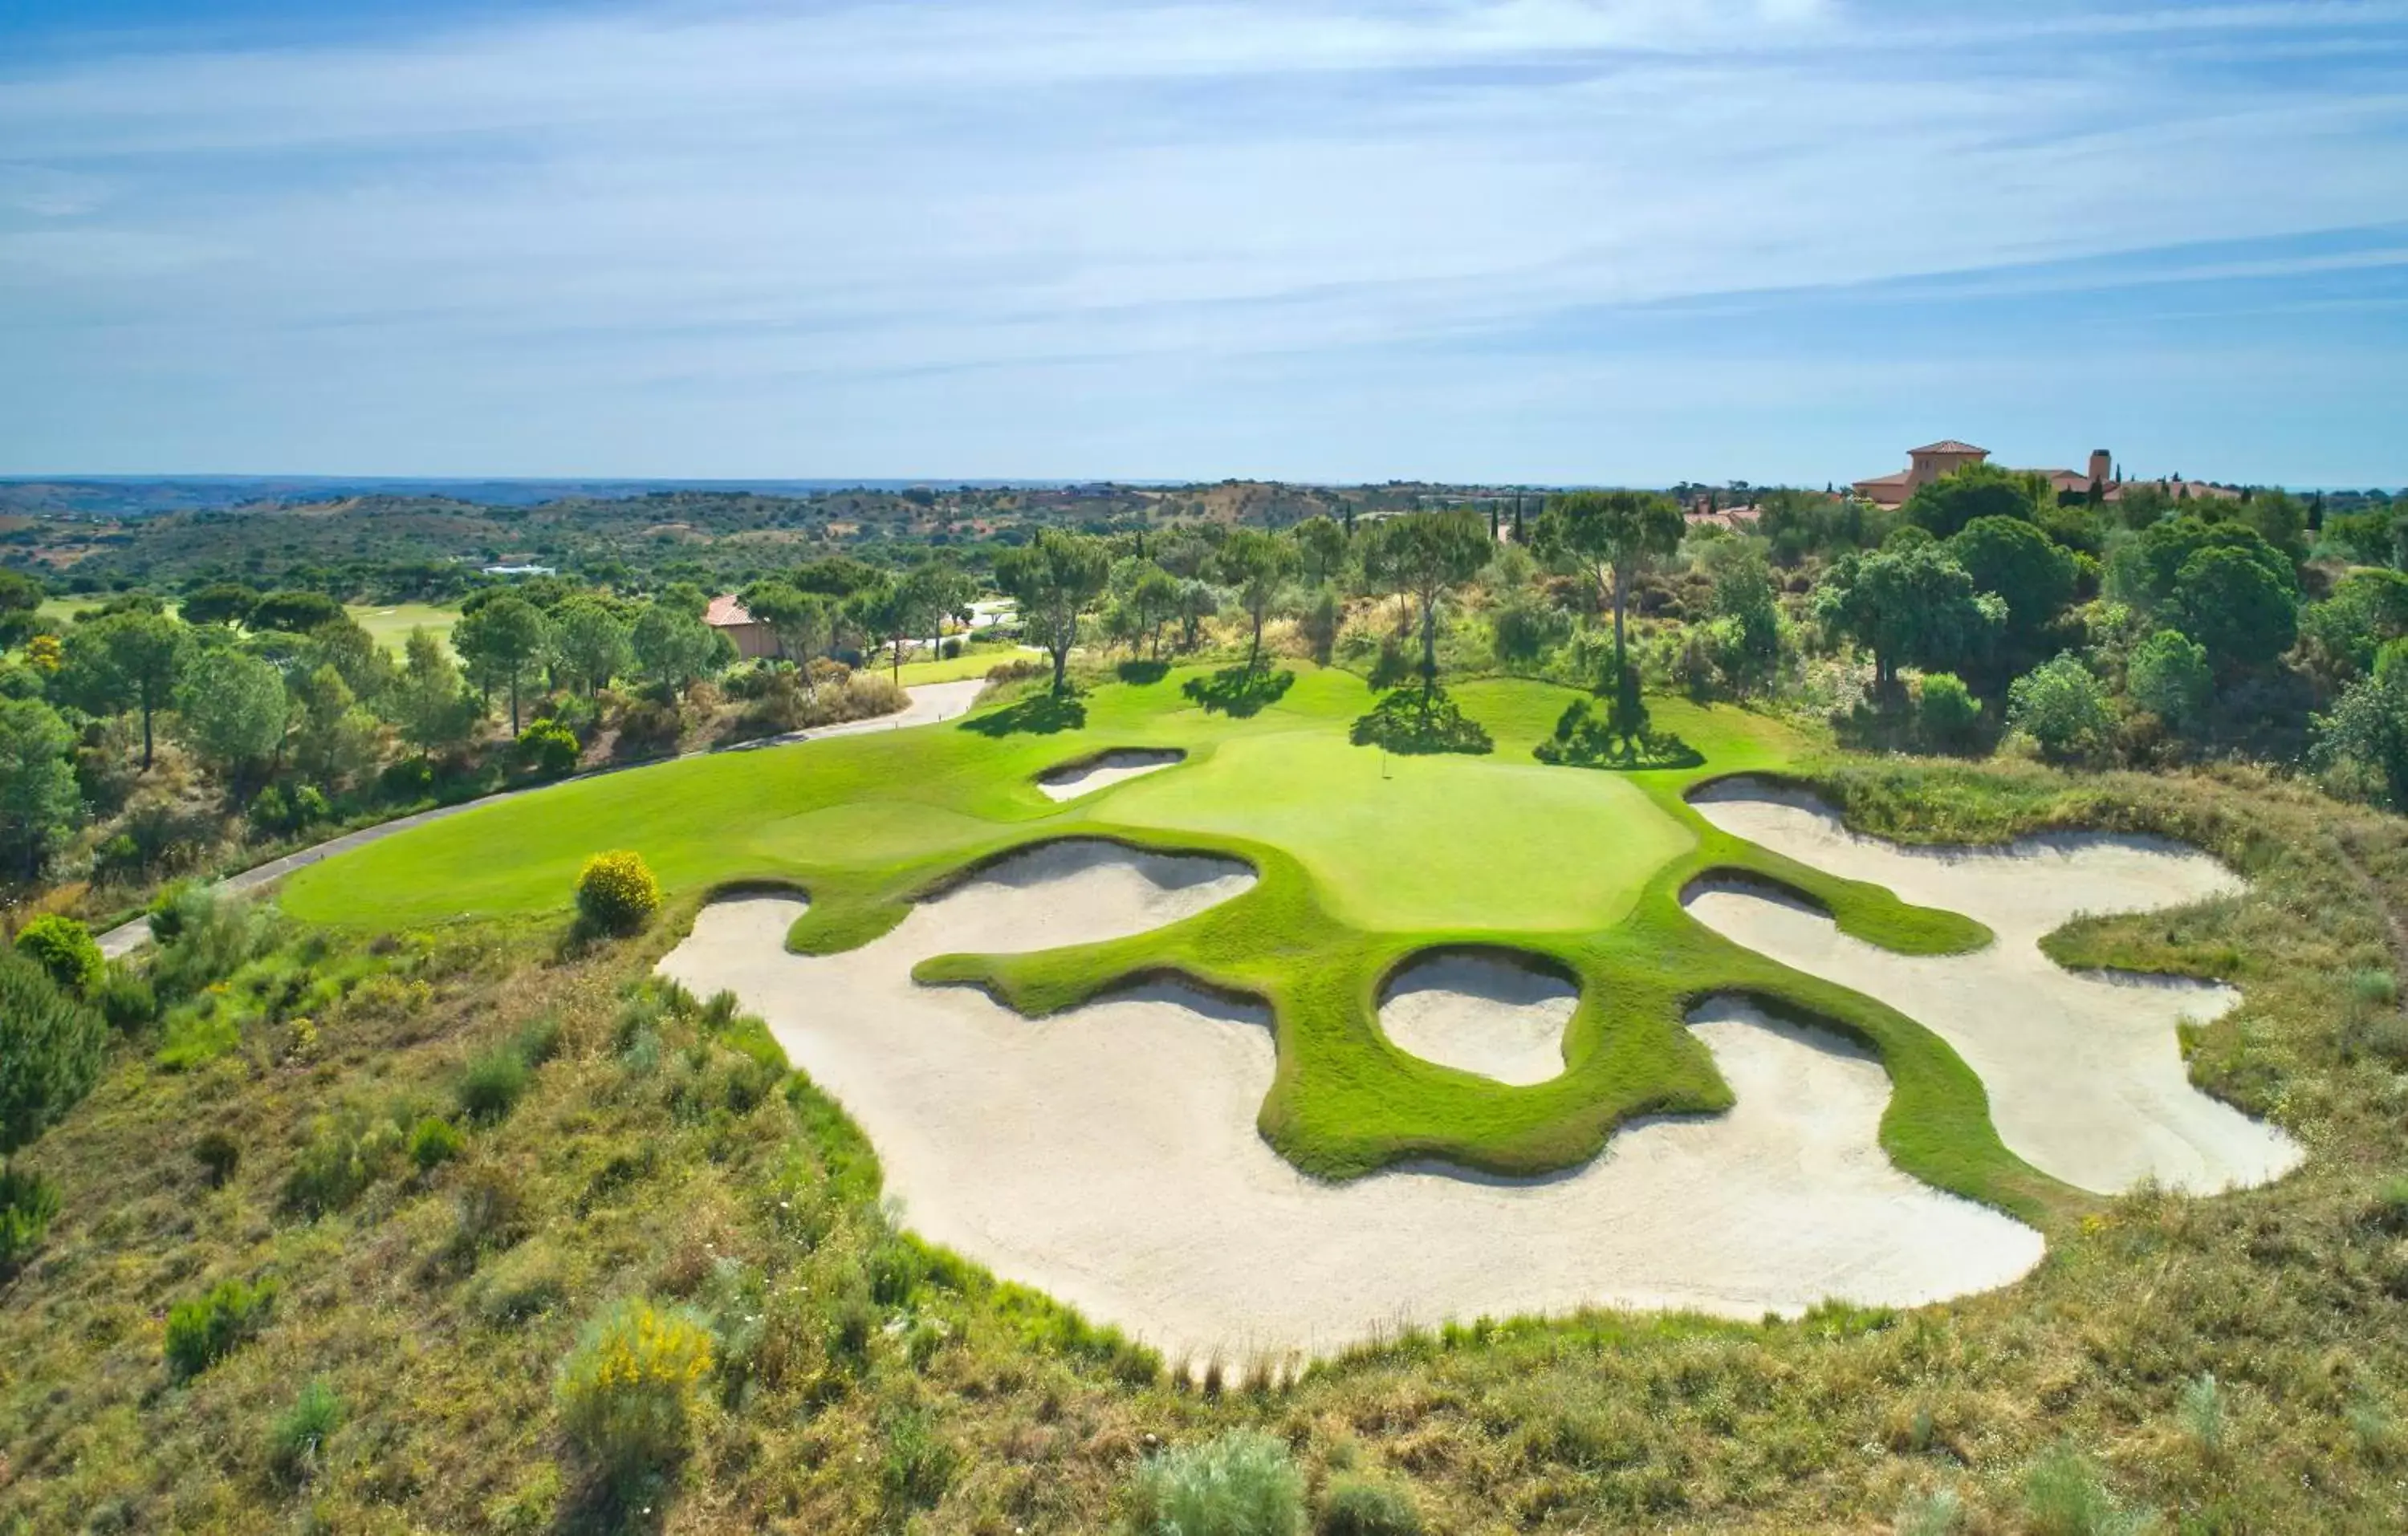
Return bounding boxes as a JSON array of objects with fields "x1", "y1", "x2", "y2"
[{"x1": 2, "y1": 760, "x2": 2406, "y2": 1534}]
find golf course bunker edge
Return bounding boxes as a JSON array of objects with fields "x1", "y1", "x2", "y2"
[
  {"x1": 1035, "y1": 747, "x2": 1186, "y2": 801},
  {"x1": 658, "y1": 842, "x2": 2047, "y2": 1359},
  {"x1": 1683, "y1": 776, "x2": 2304, "y2": 1195},
  {"x1": 1377, "y1": 948, "x2": 1579, "y2": 1086}
]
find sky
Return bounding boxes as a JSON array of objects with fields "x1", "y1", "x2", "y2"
[{"x1": 1, "y1": 0, "x2": 2404, "y2": 487}]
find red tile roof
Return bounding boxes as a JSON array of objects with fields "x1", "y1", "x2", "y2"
[
  {"x1": 704, "y1": 594, "x2": 755, "y2": 628},
  {"x1": 1910, "y1": 440, "x2": 1987, "y2": 456}
]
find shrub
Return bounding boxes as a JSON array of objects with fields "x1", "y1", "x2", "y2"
[
  {"x1": 1127, "y1": 1429, "x2": 1305, "y2": 1536},
  {"x1": 2008, "y1": 654, "x2": 2116, "y2": 765},
  {"x1": 554, "y1": 1296, "x2": 715, "y2": 1484},
  {"x1": 1916, "y1": 673, "x2": 1981, "y2": 750},
  {"x1": 266, "y1": 1378, "x2": 344, "y2": 1486},
  {"x1": 472, "y1": 1239, "x2": 571, "y2": 1326},
  {"x1": 877, "y1": 1402, "x2": 958, "y2": 1513},
  {"x1": 165, "y1": 1275, "x2": 277, "y2": 1381},
  {"x1": 0, "y1": 1160, "x2": 62, "y2": 1273},
  {"x1": 2024, "y1": 1443, "x2": 2158, "y2": 1536},
  {"x1": 13, "y1": 914, "x2": 103, "y2": 996},
  {"x1": 2178, "y1": 1372, "x2": 2227, "y2": 1459},
  {"x1": 94, "y1": 963, "x2": 157, "y2": 1032},
  {"x1": 0, "y1": 951, "x2": 108, "y2": 1156},
  {"x1": 575, "y1": 850, "x2": 661, "y2": 936},
  {"x1": 1893, "y1": 1485, "x2": 1964, "y2": 1536},
  {"x1": 193, "y1": 1128, "x2": 241, "y2": 1187},
  {"x1": 408, "y1": 1115, "x2": 466, "y2": 1172},
  {"x1": 457, "y1": 1044, "x2": 532, "y2": 1124},
  {"x1": 1318, "y1": 1472, "x2": 1424, "y2": 1536},
  {"x1": 282, "y1": 1107, "x2": 405, "y2": 1217},
  {"x1": 516, "y1": 717, "x2": 580, "y2": 779},
  {"x1": 2128, "y1": 628, "x2": 2211, "y2": 733}
]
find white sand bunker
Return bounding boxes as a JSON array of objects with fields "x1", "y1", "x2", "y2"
[
  {"x1": 1379, "y1": 951, "x2": 1577, "y2": 1085},
  {"x1": 1686, "y1": 779, "x2": 2302, "y2": 1196},
  {"x1": 1036, "y1": 749, "x2": 1185, "y2": 801},
  {"x1": 659, "y1": 843, "x2": 2042, "y2": 1359}
]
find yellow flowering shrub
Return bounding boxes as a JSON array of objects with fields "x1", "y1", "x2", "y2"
[
  {"x1": 555, "y1": 1297, "x2": 714, "y2": 1479},
  {"x1": 574, "y1": 851, "x2": 661, "y2": 936}
]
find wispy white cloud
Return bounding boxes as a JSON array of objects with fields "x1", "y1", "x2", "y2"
[{"x1": 0, "y1": 0, "x2": 2403, "y2": 478}]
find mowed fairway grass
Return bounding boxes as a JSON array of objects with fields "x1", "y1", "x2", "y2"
[
  {"x1": 286, "y1": 666, "x2": 1752, "y2": 933},
  {"x1": 33, "y1": 596, "x2": 459, "y2": 655},
  {"x1": 346, "y1": 602, "x2": 460, "y2": 654},
  {"x1": 1103, "y1": 729, "x2": 1688, "y2": 932},
  {"x1": 282, "y1": 662, "x2": 2075, "y2": 1218}
]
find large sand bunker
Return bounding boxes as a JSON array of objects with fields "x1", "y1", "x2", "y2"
[
  {"x1": 1378, "y1": 951, "x2": 1576, "y2": 1085},
  {"x1": 1035, "y1": 748, "x2": 1185, "y2": 802},
  {"x1": 659, "y1": 842, "x2": 2042, "y2": 1359},
  {"x1": 1686, "y1": 779, "x2": 2301, "y2": 1195}
]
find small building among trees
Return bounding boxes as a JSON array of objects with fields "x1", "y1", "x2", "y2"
[{"x1": 703, "y1": 594, "x2": 779, "y2": 660}]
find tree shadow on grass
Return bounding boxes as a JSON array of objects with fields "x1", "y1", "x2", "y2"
[
  {"x1": 1531, "y1": 698, "x2": 1700, "y2": 770},
  {"x1": 959, "y1": 693, "x2": 1087, "y2": 737},
  {"x1": 1348, "y1": 686, "x2": 1494, "y2": 756},
  {"x1": 1117, "y1": 659, "x2": 1170, "y2": 685},
  {"x1": 1182, "y1": 665, "x2": 1294, "y2": 717}
]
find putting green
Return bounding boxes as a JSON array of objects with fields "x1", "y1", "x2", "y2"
[
  {"x1": 280, "y1": 663, "x2": 2072, "y2": 1216},
  {"x1": 1096, "y1": 730, "x2": 1690, "y2": 933}
]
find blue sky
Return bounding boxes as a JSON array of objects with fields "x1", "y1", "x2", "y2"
[{"x1": 2, "y1": 0, "x2": 2404, "y2": 486}]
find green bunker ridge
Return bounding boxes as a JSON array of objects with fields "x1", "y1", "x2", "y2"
[{"x1": 282, "y1": 664, "x2": 2083, "y2": 1229}]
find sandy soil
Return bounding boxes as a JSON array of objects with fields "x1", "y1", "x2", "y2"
[
  {"x1": 660, "y1": 843, "x2": 2043, "y2": 1359},
  {"x1": 1036, "y1": 749, "x2": 1185, "y2": 802},
  {"x1": 1377, "y1": 952, "x2": 1576, "y2": 1085},
  {"x1": 1686, "y1": 779, "x2": 2302, "y2": 1195}
]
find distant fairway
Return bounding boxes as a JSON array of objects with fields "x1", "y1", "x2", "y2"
[
  {"x1": 345, "y1": 602, "x2": 459, "y2": 654},
  {"x1": 35, "y1": 595, "x2": 458, "y2": 655}
]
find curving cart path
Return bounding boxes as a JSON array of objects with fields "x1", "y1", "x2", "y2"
[{"x1": 96, "y1": 678, "x2": 986, "y2": 958}]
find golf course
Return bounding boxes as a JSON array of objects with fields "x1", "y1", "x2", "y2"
[{"x1": 279, "y1": 660, "x2": 2295, "y2": 1356}]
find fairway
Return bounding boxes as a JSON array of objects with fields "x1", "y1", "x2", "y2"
[
  {"x1": 346, "y1": 602, "x2": 459, "y2": 654},
  {"x1": 31, "y1": 595, "x2": 458, "y2": 656},
  {"x1": 275, "y1": 663, "x2": 2050, "y2": 1193},
  {"x1": 1096, "y1": 730, "x2": 1690, "y2": 932}
]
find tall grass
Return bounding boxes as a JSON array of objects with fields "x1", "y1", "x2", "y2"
[{"x1": 1127, "y1": 1430, "x2": 1305, "y2": 1536}]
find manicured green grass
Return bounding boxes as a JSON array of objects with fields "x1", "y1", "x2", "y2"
[
  {"x1": 31, "y1": 596, "x2": 457, "y2": 656},
  {"x1": 283, "y1": 662, "x2": 2056, "y2": 1214},
  {"x1": 345, "y1": 602, "x2": 459, "y2": 655},
  {"x1": 892, "y1": 643, "x2": 1031, "y2": 685}
]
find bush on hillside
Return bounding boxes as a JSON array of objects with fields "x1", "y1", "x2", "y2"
[
  {"x1": 0, "y1": 952, "x2": 107, "y2": 1156},
  {"x1": 193, "y1": 1129, "x2": 241, "y2": 1188},
  {"x1": 0, "y1": 1161, "x2": 62, "y2": 1274},
  {"x1": 458, "y1": 1042, "x2": 533, "y2": 1123},
  {"x1": 407, "y1": 1115, "x2": 465, "y2": 1172},
  {"x1": 2024, "y1": 1443, "x2": 2157, "y2": 1536},
  {"x1": 93, "y1": 963, "x2": 157, "y2": 1032},
  {"x1": 266, "y1": 1378, "x2": 344, "y2": 1488},
  {"x1": 555, "y1": 1297, "x2": 715, "y2": 1484},
  {"x1": 575, "y1": 851, "x2": 661, "y2": 936},
  {"x1": 1127, "y1": 1429, "x2": 1305, "y2": 1536},
  {"x1": 13, "y1": 914, "x2": 103, "y2": 997},
  {"x1": 164, "y1": 1275, "x2": 277, "y2": 1381},
  {"x1": 1318, "y1": 1473, "x2": 1425, "y2": 1536},
  {"x1": 2009, "y1": 654, "x2": 2117, "y2": 765},
  {"x1": 1916, "y1": 673, "x2": 1982, "y2": 752},
  {"x1": 281, "y1": 1106, "x2": 405, "y2": 1217},
  {"x1": 516, "y1": 717, "x2": 580, "y2": 779}
]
